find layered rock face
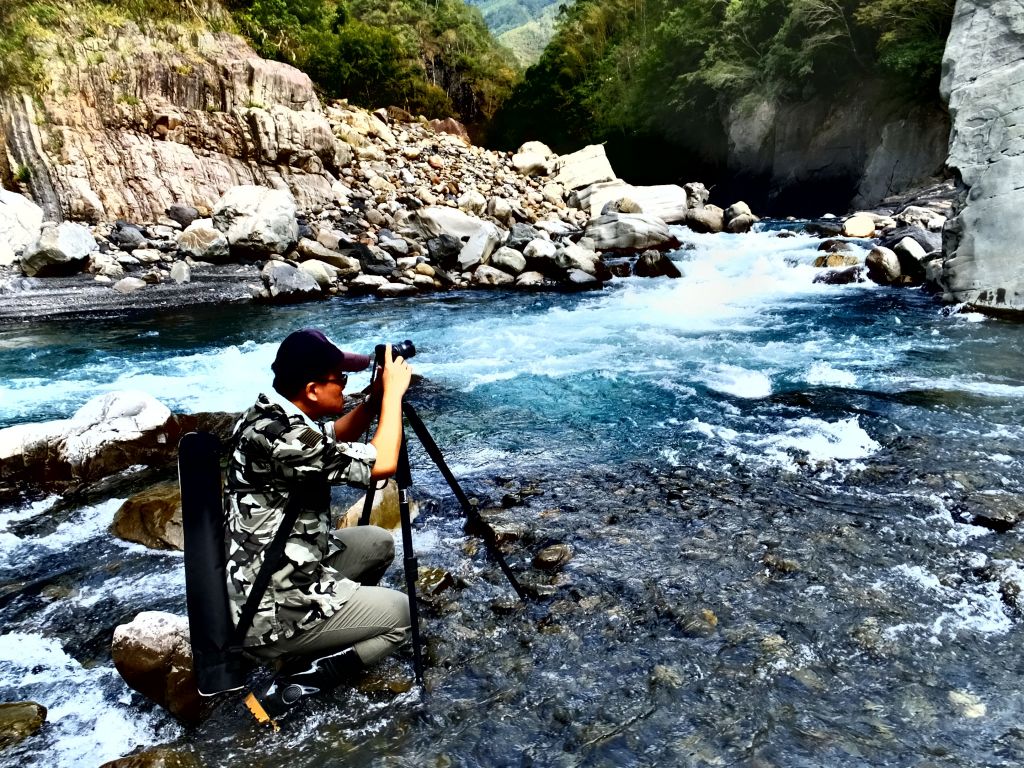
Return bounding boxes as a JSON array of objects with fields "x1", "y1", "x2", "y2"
[
  {"x1": 939, "y1": 0, "x2": 1024, "y2": 315},
  {"x1": 725, "y1": 85, "x2": 950, "y2": 214},
  {"x1": 0, "y1": 5, "x2": 342, "y2": 223}
]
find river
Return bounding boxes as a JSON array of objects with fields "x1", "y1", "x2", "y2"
[{"x1": 2, "y1": 226, "x2": 1023, "y2": 766}]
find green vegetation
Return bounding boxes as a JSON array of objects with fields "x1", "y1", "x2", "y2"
[
  {"x1": 224, "y1": 0, "x2": 520, "y2": 123},
  {"x1": 14, "y1": 164, "x2": 32, "y2": 184},
  {"x1": 492, "y1": 0, "x2": 954, "y2": 161}
]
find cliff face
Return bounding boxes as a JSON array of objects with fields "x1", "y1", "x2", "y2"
[
  {"x1": 724, "y1": 84, "x2": 950, "y2": 215},
  {"x1": 0, "y1": 8, "x2": 346, "y2": 223},
  {"x1": 939, "y1": 0, "x2": 1024, "y2": 316}
]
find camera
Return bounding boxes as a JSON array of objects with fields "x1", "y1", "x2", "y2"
[{"x1": 374, "y1": 339, "x2": 416, "y2": 363}]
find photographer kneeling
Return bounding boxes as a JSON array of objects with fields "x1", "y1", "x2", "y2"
[{"x1": 224, "y1": 328, "x2": 413, "y2": 723}]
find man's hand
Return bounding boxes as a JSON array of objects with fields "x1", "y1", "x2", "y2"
[
  {"x1": 369, "y1": 344, "x2": 413, "y2": 478},
  {"x1": 379, "y1": 343, "x2": 412, "y2": 402}
]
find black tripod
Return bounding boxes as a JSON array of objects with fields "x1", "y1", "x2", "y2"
[{"x1": 357, "y1": 367, "x2": 527, "y2": 686}]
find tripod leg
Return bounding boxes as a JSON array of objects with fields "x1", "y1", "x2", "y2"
[
  {"x1": 401, "y1": 402, "x2": 527, "y2": 601},
  {"x1": 396, "y1": 434, "x2": 426, "y2": 685}
]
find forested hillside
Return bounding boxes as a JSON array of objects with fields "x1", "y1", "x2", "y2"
[
  {"x1": 465, "y1": 0, "x2": 562, "y2": 64},
  {"x1": 492, "y1": 0, "x2": 954, "y2": 206},
  {"x1": 0, "y1": 0, "x2": 519, "y2": 126}
]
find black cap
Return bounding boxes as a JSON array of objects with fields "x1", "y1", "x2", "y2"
[{"x1": 272, "y1": 328, "x2": 370, "y2": 397}]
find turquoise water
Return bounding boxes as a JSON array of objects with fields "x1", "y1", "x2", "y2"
[{"x1": 2, "y1": 227, "x2": 1024, "y2": 766}]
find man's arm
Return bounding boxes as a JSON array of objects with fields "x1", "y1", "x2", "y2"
[
  {"x1": 333, "y1": 397, "x2": 377, "y2": 442},
  {"x1": 367, "y1": 345, "x2": 412, "y2": 478}
]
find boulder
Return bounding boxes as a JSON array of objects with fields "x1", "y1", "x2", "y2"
[
  {"x1": 939, "y1": 0, "x2": 1024, "y2": 314},
  {"x1": 506, "y1": 222, "x2": 541, "y2": 251},
  {"x1": 425, "y1": 234, "x2": 463, "y2": 269},
  {"x1": 533, "y1": 543, "x2": 573, "y2": 571},
  {"x1": 487, "y1": 197, "x2": 514, "y2": 223},
  {"x1": 113, "y1": 276, "x2": 148, "y2": 294},
  {"x1": 865, "y1": 246, "x2": 902, "y2": 285},
  {"x1": 555, "y1": 242, "x2": 602, "y2": 276},
  {"x1": 111, "y1": 481, "x2": 183, "y2": 551},
  {"x1": 457, "y1": 189, "x2": 486, "y2": 215},
  {"x1": 0, "y1": 391, "x2": 173, "y2": 491},
  {"x1": 723, "y1": 201, "x2": 752, "y2": 221},
  {"x1": 574, "y1": 182, "x2": 689, "y2": 222},
  {"x1": 112, "y1": 612, "x2": 205, "y2": 723},
  {"x1": 348, "y1": 274, "x2": 391, "y2": 295},
  {"x1": 0, "y1": 702, "x2": 46, "y2": 749},
  {"x1": 296, "y1": 238, "x2": 361, "y2": 277},
  {"x1": 176, "y1": 221, "x2": 230, "y2": 263},
  {"x1": 395, "y1": 207, "x2": 495, "y2": 242},
  {"x1": 474, "y1": 264, "x2": 515, "y2": 286},
  {"x1": 842, "y1": 215, "x2": 876, "y2": 238},
  {"x1": 260, "y1": 261, "x2": 321, "y2": 301},
  {"x1": 813, "y1": 253, "x2": 861, "y2": 268},
  {"x1": 455, "y1": 223, "x2": 504, "y2": 272},
  {"x1": 377, "y1": 281, "x2": 418, "y2": 297},
  {"x1": 169, "y1": 261, "x2": 191, "y2": 284},
  {"x1": 212, "y1": 185, "x2": 298, "y2": 257},
  {"x1": 634, "y1": 250, "x2": 682, "y2": 278},
  {"x1": 726, "y1": 213, "x2": 759, "y2": 234},
  {"x1": 552, "y1": 144, "x2": 617, "y2": 190},
  {"x1": 516, "y1": 270, "x2": 552, "y2": 289},
  {"x1": 357, "y1": 245, "x2": 398, "y2": 277},
  {"x1": 338, "y1": 480, "x2": 413, "y2": 530},
  {"x1": 895, "y1": 205, "x2": 946, "y2": 232},
  {"x1": 512, "y1": 152, "x2": 550, "y2": 176},
  {"x1": 22, "y1": 222, "x2": 98, "y2": 277},
  {"x1": 565, "y1": 269, "x2": 602, "y2": 290},
  {"x1": 0, "y1": 189, "x2": 44, "y2": 264},
  {"x1": 879, "y1": 226, "x2": 942, "y2": 254},
  {"x1": 89, "y1": 252, "x2": 126, "y2": 279},
  {"x1": 813, "y1": 266, "x2": 865, "y2": 285},
  {"x1": 684, "y1": 182, "x2": 710, "y2": 208},
  {"x1": 489, "y1": 246, "x2": 527, "y2": 275},
  {"x1": 165, "y1": 205, "x2": 200, "y2": 230},
  {"x1": 108, "y1": 221, "x2": 149, "y2": 251},
  {"x1": 298, "y1": 258, "x2": 339, "y2": 289},
  {"x1": 584, "y1": 213, "x2": 674, "y2": 252},
  {"x1": 684, "y1": 206, "x2": 725, "y2": 234},
  {"x1": 524, "y1": 238, "x2": 558, "y2": 271}
]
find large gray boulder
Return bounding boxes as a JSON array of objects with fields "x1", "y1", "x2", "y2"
[
  {"x1": 585, "y1": 213, "x2": 674, "y2": 252},
  {"x1": 176, "y1": 220, "x2": 230, "y2": 263},
  {"x1": 939, "y1": 0, "x2": 1024, "y2": 314},
  {"x1": 260, "y1": 261, "x2": 321, "y2": 301},
  {"x1": 552, "y1": 144, "x2": 617, "y2": 190},
  {"x1": 0, "y1": 190, "x2": 44, "y2": 266},
  {"x1": 21, "y1": 222, "x2": 98, "y2": 276},
  {"x1": 395, "y1": 206, "x2": 495, "y2": 242},
  {"x1": 573, "y1": 181, "x2": 689, "y2": 222},
  {"x1": 212, "y1": 185, "x2": 298, "y2": 257},
  {"x1": 456, "y1": 223, "x2": 504, "y2": 272}
]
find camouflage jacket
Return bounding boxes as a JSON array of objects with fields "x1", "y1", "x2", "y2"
[{"x1": 224, "y1": 392, "x2": 376, "y2": 647}]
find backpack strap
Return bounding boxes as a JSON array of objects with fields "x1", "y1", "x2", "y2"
[{"x1": 229, "y1": 478, "x2": 320, "y2": 649}]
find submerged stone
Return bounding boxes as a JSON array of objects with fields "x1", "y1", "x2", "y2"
[{"x1": 0, "y1": 702, "x2": 46, "y2": 749}]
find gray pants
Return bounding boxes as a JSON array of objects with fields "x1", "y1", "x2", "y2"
[{"x1": 252, "y1": 526, "x2": 411, "y2": 666}]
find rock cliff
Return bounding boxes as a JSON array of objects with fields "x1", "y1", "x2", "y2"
[
  {"x1": 725, "y1": 85, "x2": 950, "y2": 215},
  {"x1": 0, "y1": 3, "x2": 343, "y2": 223},
  {"x1": 939, "y1": 0, "x2": 1024, "y2": 316}
]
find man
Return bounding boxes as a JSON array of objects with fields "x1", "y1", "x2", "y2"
[{"x1": 224, "y1": 328, "x2": 413, "y2": 723}]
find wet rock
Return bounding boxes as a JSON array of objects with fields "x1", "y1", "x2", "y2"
[
  {"x1": 22, "y1": 222, "x2": 98, "y2": 277},
  {"x1": 633, "y1": 250, "x2": 681, "y2": 278},
  {"x1": 684, "y1": 182, "x2": 710, "y2": 208},
  {"x1": 338, "y1": 478, "x2": 415, "y2": 530},
  {"x1": 110, "y1": 481, "x2": 183, "y2": 550},
  {"x1": 296, "y1": 238, "x2": 361, "y2": 277},
  {"x1": 684, "y1": 205, "x2": 724, "y2": 234},
  {"x1": 474, "y1": 264, "x2": 515, "y2": 286},
  {"x1": 417, "y1": 566, "x2": 456, "y2": 602},
  {"x1": 99, "y1": 747, "x2": 202, "y2": 768},
  {"x1": 585, "y1": 213, "x2": 674, "y2": 252},
  {"x1": 865, "y1": 246, "x2": 902, "y2": 285},
  {"x1": 0, "y1": 390, "x2": 174, "y2": 493},
  {"x1": 650, "y1": 664, "x2": 684, "y2": 689},
  {"x1": 726, "y1": 213, "x2": 758, "y2": 234},
  {"x1": 176, "y1": 221, "x2": 230, "y2": 263},
  {"x1": 261, "y1": 261, "x2": 321, "y2": 302},
  {"x1": 456, "y1": 224, "x2": 503, "y2": 272},
  {"x1": 533, "y1": 544, "x2": 573, "y2": 571},
  {"x1": 813, "y1": 266, "x2": 865, "y2": 285},
  {"x1": 298, "y1": 259, "x2": 338, "y2": 289},
  {"x1": 212, "y1": 185, "x2": 298, "y2": 257},
  {"x1": 813, "y1": 253, "x2": 860, "y2": 268},
  {"x1": 506, "y1": 222, "x2": 541, "y2": 251},
  {"x1": 112, "y1": 612, "x2": 206, "y2": 723},
  {"x1": 962, "y1": 491, "x2": 1024, "y2": 532},
  {"x1": 948, "y1": 690, "x2": 986, "y2": 719},
  {"x1": 356, "y1": 245, "x2": 398, "y2": 277},
  {"x1": 0, "y1": 702, "x2": 46, "y2": 749},
  {"x1": 842, "y1": 214, "x2": 876, "y2": 238},
  {"x1": 377, "y1": 281, "x2": 418, "y2": 297}
]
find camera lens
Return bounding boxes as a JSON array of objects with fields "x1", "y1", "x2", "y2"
[{"x1": 393, "y1": 340, "x2": 416, "y2": 360}]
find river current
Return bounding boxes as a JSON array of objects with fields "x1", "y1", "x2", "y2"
[{"x1": 1, "y1": 226, "x2": 1023, "y2": 766}]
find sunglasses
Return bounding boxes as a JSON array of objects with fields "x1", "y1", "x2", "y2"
[{"x1": 319, "y1": 374, "x2": 348, "y2": 388}]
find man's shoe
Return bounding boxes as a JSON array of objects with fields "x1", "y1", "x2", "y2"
[{"x1": 244, "y1": 646, "x2": 364, "y2": 726}]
